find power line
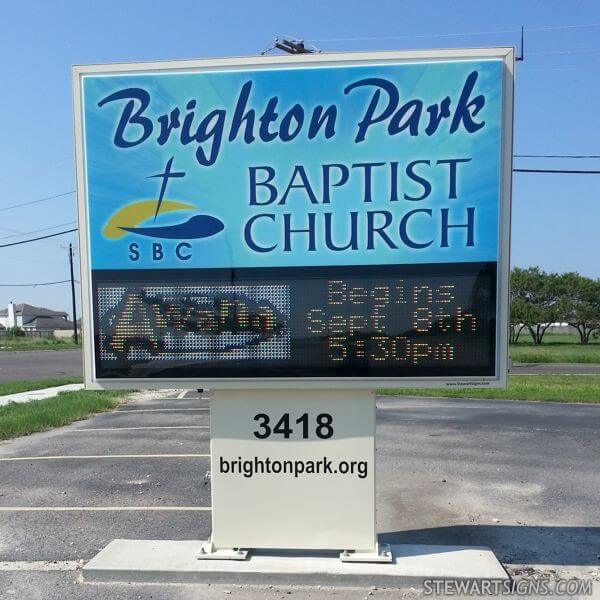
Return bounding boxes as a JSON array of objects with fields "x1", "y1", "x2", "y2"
[
  {"x1": 306, "y1": 28, "x2": 521, "y2": 43},
  {"x1": 514, "y1": 168, "x2": 600, "y2": 174},
  {"x1": 0, "y1": 157, "x2": 72, "y2": 186},
  {"x1": 0, "y1": 221, "x2": 77, "y2": 241},
  {"x1": 0, "y1": 254, "x2": 65, "y2": 267},
  {"x1": 0, "y1": 280, "x2": 79, "y2": 287},
  {"x1": 521, "y1": 66, "x2": 600, "y2": 72},
  {"x1": 306, "y1": 21, "x2": 600, "y2": 43},
  {"x1": 528, "y1": 47, "x2": 600, "y2": 56},
  {"x1": 515, "y1": 154, "x2": 600, "y2": 159},
  {"x1": 527, "y1": 22, "x2": 600, "y2": 32},
  {"x1": 0, "y1": 191, "x2": 75, "y2": 213},
  {"x1": 0, "y1": 228, "x2": 78, "y2": 248}
]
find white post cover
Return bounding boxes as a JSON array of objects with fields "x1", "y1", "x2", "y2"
[{"x1": 210, "y1": 390, "x2": 376, "y2": 551}]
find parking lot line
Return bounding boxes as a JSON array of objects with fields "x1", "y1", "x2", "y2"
[
  {"x1": 64, "y1": 426, "x2": 210, "y2": 432},
  {"x1": 0, "y1": 453, "x2": 210, "y2": 461},
  {"x1": 0, "y1": 506, "x2": 211, "y2": 511}
]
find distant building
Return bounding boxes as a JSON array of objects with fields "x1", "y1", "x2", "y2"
[{"x1": 0, "y1": 302, "x2": 74, "y2": 332}]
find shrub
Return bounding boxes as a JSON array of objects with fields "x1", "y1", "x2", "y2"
[{"x1": 5, "y1": 326, "x2": 25, "y2": 338}]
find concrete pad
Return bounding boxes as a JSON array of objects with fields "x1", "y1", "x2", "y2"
[
  {"x1": 83, "y1": 539, "x2": 509, "y2": 585},
  {"x1": 0, "y1": 384, "x2": 84, "y2": 407}
]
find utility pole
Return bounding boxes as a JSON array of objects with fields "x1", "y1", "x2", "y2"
[
  {"x1": 68, "y1": 243, "x2": 78, "y2": 344},
  {"x1": 516, "y1": 26, "x2": 525, "y2": 62}
]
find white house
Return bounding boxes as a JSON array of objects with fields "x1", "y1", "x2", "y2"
[{"x1": 0, "y1": 302, "x2": 74, "y2": 332}]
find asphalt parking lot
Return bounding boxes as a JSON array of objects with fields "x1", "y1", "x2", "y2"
[
  {"x1": 0, "y1": 350, "x2": 83, "y2": 382},
  {"x1": 1, "y1": 391, "x2": 599, "y2": 599}
]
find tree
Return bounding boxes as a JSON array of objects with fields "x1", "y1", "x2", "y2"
[
  {"x1": 509, "y1": 271, "x2": 528, "y2": 343},
  {"x1": 559, "y1": 273, "x2": 600, "y2": 344},
  {"x1": 510, "y1": 267, "x2": 563, "y2": 345}
]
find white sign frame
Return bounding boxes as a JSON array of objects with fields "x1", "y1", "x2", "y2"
[{"x1": 73, "y1": 47, "x2": 514, "y2": 391}]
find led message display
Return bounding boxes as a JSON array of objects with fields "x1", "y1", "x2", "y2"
[
  {"x1": 74, "y1": 50, "x2": 512, "y2": 385},
  {"x1": 92, "y1": 264, "x2": 495, "y2": 379}
]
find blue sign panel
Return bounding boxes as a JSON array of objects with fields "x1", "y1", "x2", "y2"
[{"x1": 75, "y1": 51, "x2": 512, "y2": 385}]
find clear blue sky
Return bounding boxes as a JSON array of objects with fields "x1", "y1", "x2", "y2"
[{"x1": 1, "y1": 0, "x2": 599, "y2": 316}]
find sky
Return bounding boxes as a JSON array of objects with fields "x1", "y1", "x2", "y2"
[{"x1": 0, "y1": 0, "x2": 599, "y2": 316}]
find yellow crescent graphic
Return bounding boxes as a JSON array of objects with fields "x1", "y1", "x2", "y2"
[{"x1": 103, "y1": 199, "x2": 195, "y2": 240}]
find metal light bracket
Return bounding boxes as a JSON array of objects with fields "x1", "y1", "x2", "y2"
[
  {"x1": 340, "y1": 542, "x2": 393, "y2": 563},
  {"x1": 196, "y1": 539, "x2": 249, "y2": 561}
]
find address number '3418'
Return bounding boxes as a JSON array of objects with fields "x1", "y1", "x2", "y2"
[{"x1": 253, "y1": 413, "x2": 334, "y2": 440}]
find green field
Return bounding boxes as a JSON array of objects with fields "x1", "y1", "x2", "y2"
[
  {"x1": 0, "y1": 389, "x2": 129, "y2": 440},
  {"x1": 0, "y1": 337, "x2": 81, "y2": 352},
  {"x1": 380, "y1": 374, "x2": 600, "y2": 403},
  {"x1": 0, "y1": 377, "x2": 84, "y2": 397},
  {"x1": 509, "y1": 333, "x2": 600, "y2": 364}
]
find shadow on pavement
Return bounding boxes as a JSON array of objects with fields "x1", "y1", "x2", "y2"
[{"x1": 380, "y1": 525, "x2": 600, "y2": 566}]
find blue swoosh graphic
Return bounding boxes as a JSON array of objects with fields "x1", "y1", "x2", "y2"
[{"x1": 119, "y1": 214, "x2": 224, "y2": 239}]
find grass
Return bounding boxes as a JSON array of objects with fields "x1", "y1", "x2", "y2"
[
  {"x1": 0, "y1": 376, "x2": 84, "y2": 397},
  {"x1": 509, "y1": 333, "x2": 600, "y2": 364},
  {"x1": 379, "y1": 374, "x2": 600, "y2": 404},
  {"x1": 0, "y1": 389, "x2": 129, "y2": 440},
  {"x1": 0, "y1": 336, "x2": 81, "y2": 352}
]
